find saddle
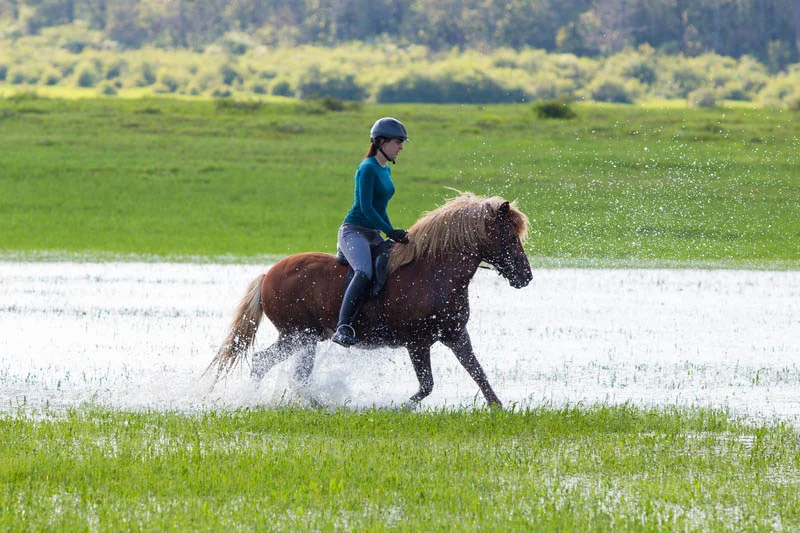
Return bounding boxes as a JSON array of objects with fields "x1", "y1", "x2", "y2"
[{"x1": 335, "y1": 239, "x2": 394, "y2": 300}]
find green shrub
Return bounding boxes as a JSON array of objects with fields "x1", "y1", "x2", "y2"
[
  {"x1": 7, "y1": 90, "x2": 42, "y2": 102},
  {"x1": 376, "y1": 69, "x2": 527, "y2": 104},
  {"x1": 39, "y1": 67, "x2": 62, "y2": 86},
  {"x1": 250, "y1": 81, "x2": 268, "y2": 95},
  {"x1": 601, "y1": 47, "x2": 658, "y2": 89},
  {"x1": 375, "y1": 74, "x2": 441, "y2": 103},
  {"x1": 214, "y1": 98, "x2": 263, "y2": 112},
  {"x1": 74, "y1": 65, "x2": 98, "y2": 88},
  {"x1": 719, "y1": 80, "x2": 750, "y2": 101},
  {"x1": 296, "y1": 66, "x2": 366, "y2": 101},
  {"x1": 550, "y1": 54, "x2": 598, "y2": 86},
  {"x1": 664, "y1": 63, "x2": 703, "y2": 98},
  {"x1": 622, "y1": 58, "x2": 657, "y2": 86},
  {"x1": 527, "y1": 74, "x2": 575, "y2": 101},
  {"x1": 271, "y1": 79, "x2": 293, "y2": 97},
  {"x1": 757, "y1": 73, "x2": 799, "y2": 107},
  {"x1": 301, "y1": 96, "x2": 360, "y2": 113},
  {"x1": 154, "y1": 69, "x2": 180, "y2": 93},
  {"x1": 7, "y1": 67, "x2": 31, "y2": 85},
  {"x1": 534, "y1": 100, "x2": 577, "y2": 119},
  {"x1": 586, "y1": 76, "x2": 633, "y2": 103},
  {"x1": 98, "y1": 82, "x2": 118, "y2": 96},
  {"x1": 219, "y1": 32, "x2": 254, "y2": 56},
  {"x1": 219, "y1": 63, "x2": 242, "y2": 86},
  {"x1": 105, "y1": 59, "x2": 127, "y2": 80},
  {"x1": 184, "y1": 68, "x2": 217, "y2": 95},
  {"x1": 688, "y1": 88, "x2": 717, "y2": 108},
  {"x1": 184, "y1": 80, "x2": 203, "y2": 96},
  {"x1": 0, "y1": 64, "x2": 7, "y2": 81},
  {"x1": 137, "y1": 62, "x2": 156, "y2": 87},
  {"x1": 62, "y1": 40, "x2": 86, "y2": 54},
  {"x1": 59, "y1": 61, "x2": 77, "y2": 78}
]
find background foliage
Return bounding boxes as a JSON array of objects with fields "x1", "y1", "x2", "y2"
[
  {"x1": 2, "y1": 0, "x2": 800, "y2": 69},
  {"x1": 2, "y1": 1, "x2": 800, "y2": 105},
  {"x1": 2, "y1": 36, "x2": 800, "y2": 107}
]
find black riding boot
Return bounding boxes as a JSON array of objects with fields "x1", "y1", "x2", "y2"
[{"x1": 332, "y1": 271, "x2": 372, "y2": 347}]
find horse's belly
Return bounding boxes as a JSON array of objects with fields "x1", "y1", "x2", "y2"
[{"x1": 261, "y1": 253, "x2": 346, "y2": 332}]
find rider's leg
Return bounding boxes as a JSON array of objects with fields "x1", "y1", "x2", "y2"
[
  {"x1": 332, "y1": 270, "x2": 372, "y2": 346},
  {"x1": 332, "y1": 224, "x2": 378, "y2": 347}
]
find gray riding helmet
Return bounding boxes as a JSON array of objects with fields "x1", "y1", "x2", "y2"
[{"x1": 370, "y1": 117, "x2": 409, "y2": 142}]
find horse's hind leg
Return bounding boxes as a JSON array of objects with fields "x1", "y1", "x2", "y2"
[
  {"x1": 292, "y1": 336, "x2": 317, "y2": 388},
  {"x1": 251, "y1": 335, "x2": 292, "y2": 381}
]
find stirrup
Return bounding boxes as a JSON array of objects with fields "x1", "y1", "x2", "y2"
[{"x1": 332, "y1": 324, "x2": 356, "y2": 347}]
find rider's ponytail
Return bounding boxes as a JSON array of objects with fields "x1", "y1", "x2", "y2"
[{"x1": 365, "y1": 137, "x2": 386, "y2": 159}]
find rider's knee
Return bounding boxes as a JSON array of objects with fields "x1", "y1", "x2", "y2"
[{"x1": 353, "y1": 268, "x2": 372, "y2": 280}]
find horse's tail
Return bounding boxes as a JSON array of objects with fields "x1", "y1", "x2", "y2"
[{"x1": 205, "y1": 274, "x2": 265, "y2": 381}]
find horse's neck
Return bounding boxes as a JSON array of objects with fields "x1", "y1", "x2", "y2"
[{"x1": 423, "y1": 250, "x2": 481, "y2": 287}]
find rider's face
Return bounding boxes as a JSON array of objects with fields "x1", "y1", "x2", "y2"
[{"x1": 381, "y1": 138, "x2": 404, "y2": 160}]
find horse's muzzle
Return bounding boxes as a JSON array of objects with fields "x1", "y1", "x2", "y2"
[
  {"x1": 509, "y1": 274, "x2": 532, "y2": 289},
  {"x1": 506, "y1": 264, "x2": 532, "y2": 289}
]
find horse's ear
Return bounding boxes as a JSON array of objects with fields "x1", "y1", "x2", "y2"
[{"x1": 498, "y1": 201, "x2": 510, "y2": 215}]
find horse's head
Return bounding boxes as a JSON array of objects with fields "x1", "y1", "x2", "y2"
[
  {"x1": 388, "y1": 192, "x2": 534, "y2": 287},
  {"x1": 482, "y1": 201, "x2": 532, "y2": 289}
]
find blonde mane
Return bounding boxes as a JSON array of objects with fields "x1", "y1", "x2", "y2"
[{"x1": 388, "y1": 191, "x2": 529, "y2": 273}]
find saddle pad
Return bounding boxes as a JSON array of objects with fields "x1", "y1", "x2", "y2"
[{"x1": 337, "y1": 239, "x2": 394, "y2": 300}]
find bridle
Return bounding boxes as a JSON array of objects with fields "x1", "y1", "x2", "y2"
[{"x1": 480, "y1": 212, "x2": 515, "y2": 276}]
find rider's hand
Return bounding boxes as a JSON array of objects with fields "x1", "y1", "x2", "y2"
[{"x1": 388, "y1": 229, "x2": 409, "y2": 244}]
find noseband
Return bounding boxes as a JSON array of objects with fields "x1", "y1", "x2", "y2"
[{"x1": 482, "y1": 213, "x2": 515, "y2": 276}]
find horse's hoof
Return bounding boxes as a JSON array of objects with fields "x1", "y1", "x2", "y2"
[
  {"x1": 400, "y1": 401, "x2": 420, "y2": 411},
  {"x1": 250, "y1": 360, "x2": 268, "y2": 382},
  {"x1": 298, "y1": 392, "x2": 324, "y2": 409}
]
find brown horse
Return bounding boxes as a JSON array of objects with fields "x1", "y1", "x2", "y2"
[{"x1": 207, "y1": 192, "x2": 532, "y2": 407}]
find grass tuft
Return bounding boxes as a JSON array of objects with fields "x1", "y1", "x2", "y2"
[{"x1": 1, "y1": 405, "x2": 798, "y2": 529}]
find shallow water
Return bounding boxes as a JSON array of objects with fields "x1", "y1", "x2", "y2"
[{"x1": 1, "y1": 262, "x2": 798, "y2": 422}]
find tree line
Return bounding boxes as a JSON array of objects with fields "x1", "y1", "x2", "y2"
[{"x1": 2, "y1": 0, "x2": 800, "y2": 70}]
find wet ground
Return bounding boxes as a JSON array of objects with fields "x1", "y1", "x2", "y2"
[{"x1": 1, "y1": 262, "x2": 798, "y2": 422}]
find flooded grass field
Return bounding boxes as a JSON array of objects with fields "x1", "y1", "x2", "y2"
[
  {"x1": 2, "y1": 261, "x2": 797, "y2": 423},
  {"x1": 2, "y1": 98, "x2": 798, "y2": 528}
]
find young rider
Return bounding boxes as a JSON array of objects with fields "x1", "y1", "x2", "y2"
[{"x1": 332, "y1": 117, "x2": 410, "y2": 347}]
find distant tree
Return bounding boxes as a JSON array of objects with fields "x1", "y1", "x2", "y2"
[
  {"x1": 18, "y1": 0, "x2": 75, "y2": 32},
  {"x1": 78, "y1": 0, "x2": 107, "y2": 30},
  {"x1": 795, "y1": 0, "x2": 800, "y2": 56},
  {"x1": 106, "y1": 0, "x2": 148, "y2": 48},
  {"x1": 1, "y1": 0, "x2": 798, "y2": 65},
  {"x1": 0, "y1": 0, "x2": 20, "y2": 20}
]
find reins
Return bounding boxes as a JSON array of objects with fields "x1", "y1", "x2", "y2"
[{"x1": 480, "y1": 211, "x2": 513, "y2": 275}]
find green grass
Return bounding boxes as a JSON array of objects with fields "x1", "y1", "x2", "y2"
[
  {"x1": 1, "y1": 96, "x2": 798, "y2": 267},
  {"x1": 2, "y1": 405, "x2": 799, "y2": 531},
  {"x1": 2, "y1": 95, "x2": 799, "y2": 530}
]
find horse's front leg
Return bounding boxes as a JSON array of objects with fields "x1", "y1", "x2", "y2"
[
  {"x1": 407, "y1": 342, "x2": 434, "y2": 404},
  {"x1": 441, "y1": 330, "x2": 502, "y2": 408}
]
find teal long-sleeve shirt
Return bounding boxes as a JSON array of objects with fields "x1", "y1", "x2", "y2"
[{"x1": 343, "y1": 157, "x2": 396, "y2": 235}]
